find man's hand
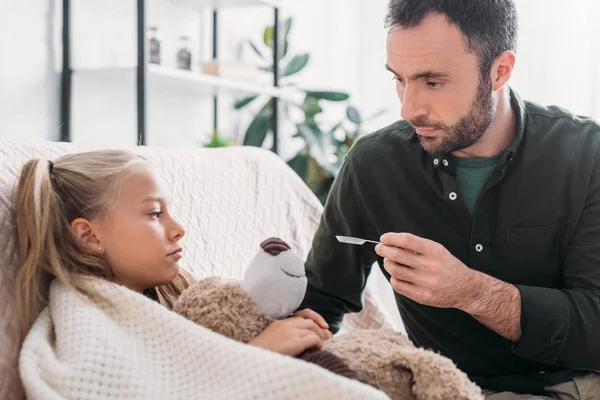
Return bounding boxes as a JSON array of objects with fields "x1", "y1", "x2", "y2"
[
  {"x1": 375, "y1": 232, "x2": 478, "y2": 309},
  {"x1": 375, "y1": 232, "x2": 522, "y2": 342}
]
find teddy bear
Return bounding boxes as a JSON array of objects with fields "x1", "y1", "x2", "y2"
[{"x1": 174, "y1": 238, "x2": 483, "y2": 400}]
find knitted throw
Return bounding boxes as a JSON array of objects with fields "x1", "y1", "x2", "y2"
[{"x1": 20, "y1": 280, "x2": 388, "y2": 400}]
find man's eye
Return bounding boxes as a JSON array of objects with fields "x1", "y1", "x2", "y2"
[{"x1": 427, "y1": 82, "x2": 444, "y2": 88}]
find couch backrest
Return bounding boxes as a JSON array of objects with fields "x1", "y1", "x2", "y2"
[{"x1": 0, "y1": 141, "x2": 324, "y2": 399}]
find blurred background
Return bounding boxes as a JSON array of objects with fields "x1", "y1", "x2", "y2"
[
  {"x1": 1, "y1": 1, "x2": 599, "y2": 186},
  {"x1": 1, "y1": 0, "x2": 598, "y2": 327}
]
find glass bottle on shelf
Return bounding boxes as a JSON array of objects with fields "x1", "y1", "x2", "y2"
[
  {"x1": 176, "y1": 36, "x2": 192, "y2": 71},
  {"x1": 149, "y1": 26, "x2": 160, "y2": 65}
]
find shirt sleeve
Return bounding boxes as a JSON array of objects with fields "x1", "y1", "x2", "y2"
[
  {"x1": 298, "y1": 153, "x2": 378, "y2": 334},
  {"x1": 512, "y1": 149, "x2": 600, "y2": 370}
]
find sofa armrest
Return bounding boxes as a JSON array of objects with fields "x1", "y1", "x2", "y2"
[{"x1": 337, "y1": 281, "x2": 399, "y2": 335}]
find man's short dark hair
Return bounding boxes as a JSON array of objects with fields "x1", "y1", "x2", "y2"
[{"x1": 385, "y1": 0, "x2": 518, "y2": 77}]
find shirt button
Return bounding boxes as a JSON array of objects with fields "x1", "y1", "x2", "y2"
[
  {"x1": 442, "y1": 159, "x2": 449, "y2": 167},
  {"x1": 449, "y1": 192, "x2": 458, "y2": 201},
  {"x1": 433, "y1": 159, "x2": 439, "y2": 166},
  {"x1": 475, "y1": 244, "x2": 483, "y2": 252}
]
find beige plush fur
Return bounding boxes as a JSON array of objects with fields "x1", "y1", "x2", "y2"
[
  {"x1": 174, "y1": 278, "x2": 483, "y2": 400},
  {"x1": 174, "y1": 277, "x2": 272, "y2": 344},
  {"x1": 324, "y1": 329, "x2": 483, "y2": 400}
]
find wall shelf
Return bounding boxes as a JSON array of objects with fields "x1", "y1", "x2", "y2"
[
  {"x1": 75, "y1": 65, "x2": 295, "y2": 101},
  {"x1": 170, "y1": 0, "x2": 282, "y2": 9},
  {"x1": 61, "y1": 0, "x2": 283, "y2": 151}
]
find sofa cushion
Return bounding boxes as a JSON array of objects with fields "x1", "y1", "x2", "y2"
[{"x1": 0, "y1": 141, "x2": 325, "y2": 399}]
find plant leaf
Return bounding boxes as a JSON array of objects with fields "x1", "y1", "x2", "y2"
[
  {"x1": 247, "y1": 40, "x2": 264, "y2": 59},
  {"x1": 279, "y1": 40, "x2": 289, "y2": 61},
  {"x1": 297, "y1": 122, "x2": 331, "y2": 168},
  {"x1": 297, "y1": 122, "x2": 325, "y2": 152},
  {"x1": 364, "y1": 108, "x2": 388, "y2": 122},
  {"x1": 328, "y1": 122, "x2": 344, "y2": 145},
  {"x1": 233, "y1": 95, "x2": 258, "y2": 110},
  {"x1": 287, "y1": 151, "x2": 309, "y2": 180},
  {"x1": 263, "y1": 26, "x2": 274, "y2": 48},
  {"x1": 305, "y1": 91, "x2": 349, "y2": 102},
  {"x1": 301, "y1": 96, "x2": 323, "y2": 120},
  {"x1": 243, "y1": 102, "x2": 272, "y2": 147},
  {"x1": 346, "y1": 105, "x2": 362, "y2": 125},
  {"x1": 283, "y1": 54, "x2": 309, "y2": 77},
  {"x1": 284, "y1": 17, "x2": 292, "y2": 39},
  {"x1": 328, "y1": 122, "x2": 343, "y2": 135},
  {"x1": 203, "y1": 131, "x2": 232, "y2": 148},
  {"x1": 259, "y1": 65, "x2": 273, "y2": 73}
]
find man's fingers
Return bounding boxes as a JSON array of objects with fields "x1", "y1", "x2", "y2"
[
  {"x1": 379, "y1": 232, "x2": 434, "y2": 255},
  {"x1": 383, "y1": 258, "x2": 418, "y2": 283},
  {"x1": 377, "y1": 244, "x2": 421, "y2": 268},
  {"x1": 390, "y1": 276, "x2": 429, "y2": 304}
]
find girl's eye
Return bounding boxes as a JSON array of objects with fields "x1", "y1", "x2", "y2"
[{"x1": 150, "y1": 212, "x2": 163, "y2": 219}]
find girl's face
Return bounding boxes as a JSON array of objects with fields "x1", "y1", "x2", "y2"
[{"x1": 94, "y1": 166, "x2": 185, "y2": 292}]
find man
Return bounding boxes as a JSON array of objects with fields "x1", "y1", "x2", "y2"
[{"x1": 299, "y1": 0, "x2": 600, "y2": 398}]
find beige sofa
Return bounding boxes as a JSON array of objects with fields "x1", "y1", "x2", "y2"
[{"x1": 0, "y1": 141, "x2": 395, "y2": 399}]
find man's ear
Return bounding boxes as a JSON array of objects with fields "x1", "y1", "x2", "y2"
[
  {"x1": 70, "y1": 218, "x2": 104, "y2": 253},
  {"x1": 491, "y1": 50, "x2": 516, "y2": 92}
]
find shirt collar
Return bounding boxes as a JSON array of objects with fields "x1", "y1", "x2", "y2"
[
  {"x1": 498, "y1": 87, "x2": 526, "y2": 168},
  {"x1": 431, "y1": 87, "x2": 526, "y2": 170}
]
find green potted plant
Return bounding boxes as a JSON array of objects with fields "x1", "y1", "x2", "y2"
[{"x1": 235, "y1": 17, "x2": 385, "y2": 204}]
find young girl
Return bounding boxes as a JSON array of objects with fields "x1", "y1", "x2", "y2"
[{"x1": 16, "y1": 150, "x2": 330, "y2": 356}]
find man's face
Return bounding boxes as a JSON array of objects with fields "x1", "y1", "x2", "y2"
[{"x1": 386, "y1": 13, "x2": 496, "y2": 157}]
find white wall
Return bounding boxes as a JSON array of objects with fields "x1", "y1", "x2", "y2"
[
  {"x1": 511, "y1": 0, "x2": 599, "y2": 117},
  {"x1": 0, "y1": 0, "x2": 59, "y2": 141},
  {"x1": 356, "y1": 0, "x2": 600, "y2": 123}
]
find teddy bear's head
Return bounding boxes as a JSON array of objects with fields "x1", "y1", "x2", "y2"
[{"x1": 174, "y1": 238, "x2": 307, "y2": 343}]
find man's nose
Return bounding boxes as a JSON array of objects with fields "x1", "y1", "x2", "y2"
[{"x1": 400, "y1": 85, "x2": 428, "y2": 121}]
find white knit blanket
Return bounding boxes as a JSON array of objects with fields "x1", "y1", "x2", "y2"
[{"x1": 19, "y1": 280, "x2": 389, "y2": 400}]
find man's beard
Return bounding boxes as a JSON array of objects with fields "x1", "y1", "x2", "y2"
[{"x1": 411, "y1": 76, "x2": 496, "y2": 158}]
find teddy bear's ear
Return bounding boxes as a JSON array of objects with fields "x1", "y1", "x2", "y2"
[{"x1": 173, "y1": 277, "x2": 272, "y2": 343}]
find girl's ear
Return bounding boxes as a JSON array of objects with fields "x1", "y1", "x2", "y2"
[{"x1": 70, "y1": 218, "x2": 104, "y2": 253}]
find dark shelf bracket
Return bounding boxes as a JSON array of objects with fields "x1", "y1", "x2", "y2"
[
  {"x1": 60, "y1": 0, "x2": 71, "y2": 142},
  {"x1": 137, "y1": 0, "x2": 147, "y2": 145}
]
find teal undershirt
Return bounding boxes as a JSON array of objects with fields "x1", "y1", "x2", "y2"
[{"x1": 450, "y1": 153, "x2": 502, "y2": 215}]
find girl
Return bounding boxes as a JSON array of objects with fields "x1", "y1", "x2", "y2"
[{"x1": 16, "y1": 150, "x2": 330, "y2": 356}]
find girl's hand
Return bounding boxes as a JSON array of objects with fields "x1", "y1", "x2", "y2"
[
  {"x1": 292, "y1": 308, "x2": 333, "y2": 340},
  {"x1": 249, "y1": 317, "x2": 328, "y2": 356}
]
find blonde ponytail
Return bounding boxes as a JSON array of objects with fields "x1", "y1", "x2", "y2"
[
  {"x1": 15, "y1": 159, "x2": 59, "y2": 340},
  {"x1": 14, "y1": 150, "x2": 194, "y2": 341}
]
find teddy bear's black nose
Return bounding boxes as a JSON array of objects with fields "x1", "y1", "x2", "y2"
[{"x1": 260, "y1": 237, "x2": 291, "y2": 256}]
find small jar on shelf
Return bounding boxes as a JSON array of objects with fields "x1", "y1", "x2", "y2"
[
  {"x1": 148, "y1": 26, "x2": 161, "y2": 65},
  {"x1": 176, "y1": 36, "x2": 192, "y2": 71}
]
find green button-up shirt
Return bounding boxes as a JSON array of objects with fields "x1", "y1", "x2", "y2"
[{"x1": 300, "y1": 89, "x2": 600, "y2": 394}]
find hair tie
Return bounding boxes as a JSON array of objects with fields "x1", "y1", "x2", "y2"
[{"x1": 48, "y1": 160, "x2": 54, "y2": 174}]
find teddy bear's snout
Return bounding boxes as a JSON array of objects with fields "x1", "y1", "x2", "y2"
[{"x1": 260, "y1": 237, "x2": 291, "y2": 256}]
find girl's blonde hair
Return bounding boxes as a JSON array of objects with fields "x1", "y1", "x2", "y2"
[{"x1": 15, "y1": 150, "x2": 195, "y2": 341}]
